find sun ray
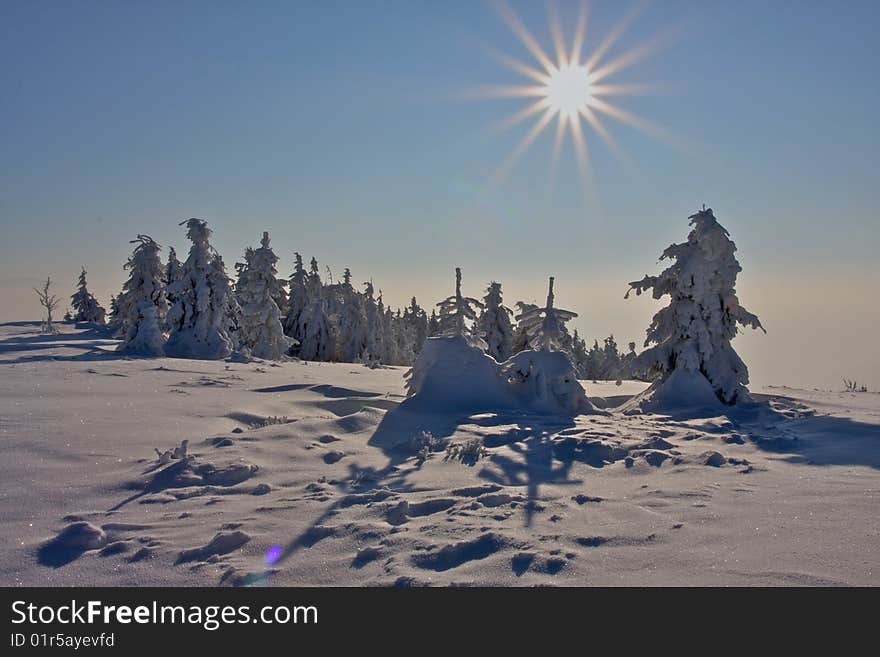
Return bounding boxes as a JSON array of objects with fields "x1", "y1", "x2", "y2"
[
  {"x1": 482, "y1": 44, "x2": 551, "y2": 85},
  {"x1": 493, "y1": 107, "x2": 556, "y2": 181},
  {"x1": 461, "y1": 83, "x2": 548, "y2": 100},
  {"x1": 569, "y1": 112, "x2": 598, "y2": 201},
  {"x1": 584, "y1": 0, "x2": 646, "y2": 72},
  {"x1": 579, "y1": 106, "x2": 635, "y2": 170},
  {"x1": 546, "y1": 1, "x2": 567, "y2": 69},
  {"x1": 588, "y1": 96, "x2": 679, "y2": 147},
  {"x1": 488, "y1": 97, "x2": 551, "y2": 135},
  {"x1": 589, "y1": 24, "x2": 683, "y2": 84},
  {"x1": 491, "y1": 0, "x2": 556, "y2": 74},
  {"x1": 569, "y1": 0, "x2": 589, "y2": 69},
  {"x1": 589, "y1": 82, "x2": 668, "y2": 97},
  {"x1": 549, "y1": 112, "x2": 568, "y2": 182}
]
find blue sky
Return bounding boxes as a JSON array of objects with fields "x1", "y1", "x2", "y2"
[{"x1": 1, "y1": 0, "x2": 878, "y2": 388}]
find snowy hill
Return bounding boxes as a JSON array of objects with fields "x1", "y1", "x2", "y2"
[{"x1": 1, "y1": 321, "x2": 877, "y2": 586}]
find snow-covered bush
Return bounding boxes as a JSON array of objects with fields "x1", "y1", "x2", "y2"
[
  {"x1": 625, "y1": 207, "x2": 765, "y2": 407},
  {"x1": 235, "y1": 232, "x2": 290, "y2": 360},
  {"x1": 117, "y1": 235, "x2": 167, "y2": 355},
  {"x1": 478, "y1": 281, "x2": 514, "y2": 362},
  {"x1": 70, "y1": 267, "x2": 106, "y2": 324},
  {"x1": 165, "y1": 218, "x2": 234, "y2": 360},
  {"x1": 406, "y1": 336, "x2": 596, "y2": 415},
  {"x1": 500, "y1": 349, "x2": 594, "y2": 414}
]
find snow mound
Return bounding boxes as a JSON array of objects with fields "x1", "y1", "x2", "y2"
[
  {"x1": 406, "y1": 336, "x2": 597, "y2": 414},
  {"x1": 620, "y1": 369, "x2": 725, "y2": 414}
]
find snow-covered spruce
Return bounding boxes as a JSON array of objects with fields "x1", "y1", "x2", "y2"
[
  {"x1": 436, "y1": 267, "x2": 485, "y2": 348},
  {"x1": 69, "y1": 267, "x2": 106, "y2": 324},
  {"x1": 164, "y1": 246, "x2": 183, "y2": 316},
  {"x1": 164, "y1": 218, "x2": 234, "y2": 360},
  {"x1": 514, "y1": 277, "x2": 577, "y2": 353},
  {"x1": 625, "y1": 207, "x2": 765, "y2": 407},
  {"x1": 283, "y1": 252, "x2": 308, "y2": 342},
  {"x1": 335, "y1": 273, "x2": 368, "y2": 362},
  {"x1": 116, "y1": 235, "x2": 167, "y2": 355},
  {"x1": 295, "y1": 258, "x2": 332, "y2": 361},
  {"x1": 478, "y1": 281, "x2": 514, "y2": 362},
  {"x1": 234, "y1": 232, "x2": 290, "y2": 360}
]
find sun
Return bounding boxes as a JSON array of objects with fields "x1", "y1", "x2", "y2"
[
  {"x1": 474, "y1": 0, "x2": 679, "y2": 187},
  {"x1": 544, "y1": 64, "x2": 595, "y2": 120}
]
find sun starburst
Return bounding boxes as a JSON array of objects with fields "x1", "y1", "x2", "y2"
[{"x1": 476, "y1": 0, "x2": 679, "y2": 188}]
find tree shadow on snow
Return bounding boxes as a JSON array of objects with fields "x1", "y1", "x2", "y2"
[{"x1": 647, "y1": 394, "x2": 880, "y2": 470}]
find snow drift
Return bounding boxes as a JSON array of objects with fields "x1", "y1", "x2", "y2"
[{"x1": 405, "y1": 336, "x2": 597, "y2": 414}]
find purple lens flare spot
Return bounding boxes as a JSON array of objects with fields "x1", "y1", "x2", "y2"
[{"x1": 265, "y1": 544, "x2": 282, "y2": 565}]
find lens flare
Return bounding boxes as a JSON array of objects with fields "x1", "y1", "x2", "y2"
[{"x1": 265, "y1": 544, "x2": 282, "y2": 565}]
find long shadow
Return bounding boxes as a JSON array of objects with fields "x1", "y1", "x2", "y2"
[
  {"x1": 0, "y1": 324, "x2": 113, "y2": 347},
  {"x1": 650, "y1": 394, "x2": 880, "y2": 470},
  {"x1": 476, "y1": 415, "x2": 582, "y2": 527},
  {"x1": 274, "y1": 397, "x2": 490, "y2": 567}
]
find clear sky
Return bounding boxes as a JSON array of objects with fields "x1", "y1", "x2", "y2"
[{"x1": 1, "y1": 0, "x2": 878, "y2": 390}]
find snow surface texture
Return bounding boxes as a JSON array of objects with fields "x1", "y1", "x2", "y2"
[
  {"x1": 627, "y1": 208, "x2": 765, "y2": 407},
  {"x1": 1, "y1": 322, "x2": 878, "y2": 586}
]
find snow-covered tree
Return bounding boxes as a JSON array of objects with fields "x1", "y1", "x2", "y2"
[
  {"x1": 235, "y1": 232, "x2": 289, "y2": 359},
  {"x1": 427, "y1": 309, "x2": 440, "y2": 337},
  {"x1": 626, "y1": 207, "x2": 765, "y2": 404},
  {"x1": 362, "y1": 280, "x2": 382, "y2": 363},
  {"x1": 164, "y1": 247, "x2": 183, "y2": 310},
  {"x1": 338, "y1": 286, "x2": 368, "y2": 362},
  {"x1": 69, "y1": 267, "x2": 106, "y2": 324},
  {"x1": 107, "y1": 294, "x2": 122, "y2": 332},
  {"x1": 515, "y1": 277, "x2": 577, "y2": 352},
  {"x1": 436, "y1": 267, "x2": 484, "y2": 347},
  {"x1": 511, "y1": 301, "x2": 537, "y2": 354},
  {"x1": 402, "y1": 296, "x2": 428, "y2": 360},
  {"x1": 283, "y1": 252, "x2": 308, "y2": 340},
  {"x1": 478, "y1": 281, "x2": 514, "y2": 362},
  {"x1": 165, "y1": 218, "x2": 234, "y2": 360},
  {"x1": 296, "y1": 285, "x2": 331, "y2": 361},
  {"x1": 33, "y1": 276, "x2": 60, "y2": 334},
  {"x1": 117, "y1": 235, "x2": 167, "y2": 355}
]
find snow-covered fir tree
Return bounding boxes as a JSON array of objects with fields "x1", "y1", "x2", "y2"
[
  {"x1": 337, "y1": 280, "x2": 368, "y2": 362},
  {"x1": 478, "y1": 281, "x2": 514, "y2": 362},
  {"x1": 436, "y1": 267, "x2": 484, "y2": 347},
  {"x1": 515, "y1": 277, "x2": 577, "y2": 352},
  {"x1": 362, "y1": 280, "x2": 382, "y2": 363},
  {"x1": 511, "y1": 301, "x2": 538, "y2": 353},
  {"x1": 427, "y1": 309, "x2": 440, "y2": 337},
  {"x1": 234, "y1": 232, "x2": 289, "y2": 360},
  {"x1": 403, "y1": 297, "x2": 428, "y2": 360},
  {"x1": 283, "y1": 252, "x2": 308, "y2": 342},
  {"x1": 165, "y1": 218, "x2": 234, "y2": 360},
  {"x1": 117, "y1": 235, "x2": 167, "y2": 355},
  {"x1": 70, "y1": 267, "x2": 106, "y2": 324},
  {"x1": 626, "y1": 207, "x2": 765, "y2": 404},
  {"x1": 107, "y1": 294, "x2": 122, "y2": 332},
  {"x1": 295, "y1": 261, "x2": 331, "y2": 361},
  {"x1": 164, "y1": 246, "x2": 183, "y2": 312},
  {"x1": 216, "y1": 254, "x2": 242, "y2": 354}
]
